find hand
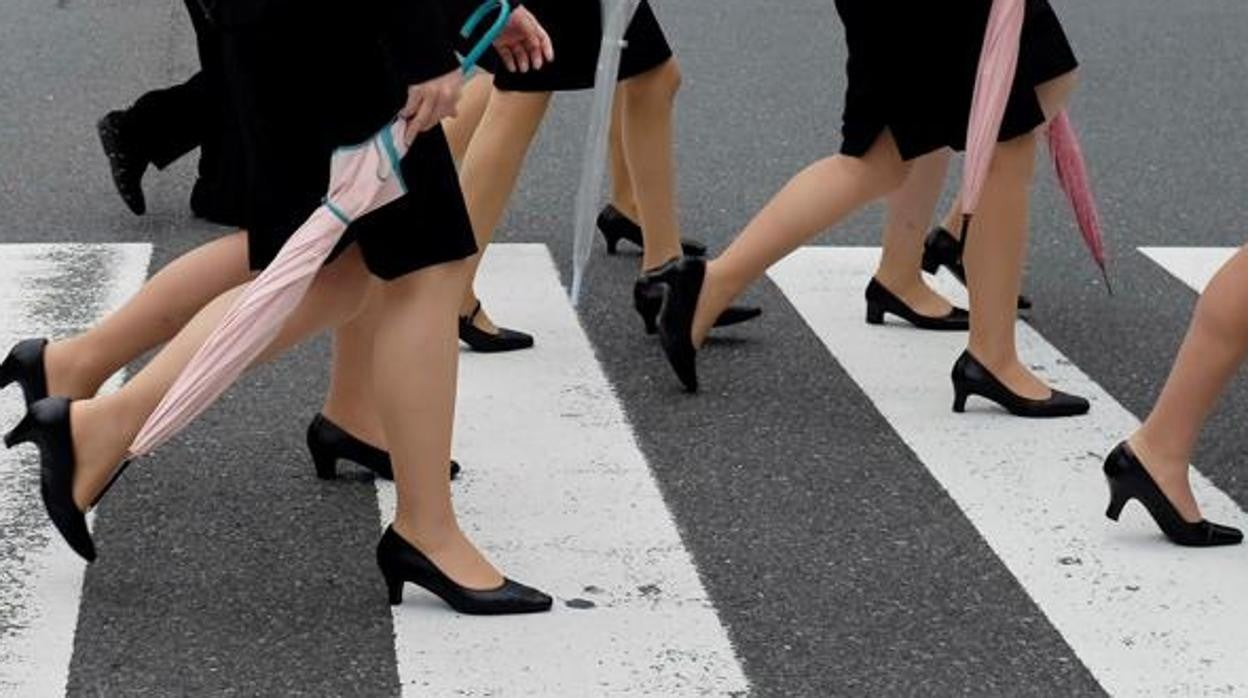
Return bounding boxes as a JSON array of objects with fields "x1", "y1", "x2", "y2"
[
  {"x1": 492, "y1": 7, "x2": 554, "y2": 74},
  {"x1": 399, "y1": 69, "x2": 463, "y2": 142}
]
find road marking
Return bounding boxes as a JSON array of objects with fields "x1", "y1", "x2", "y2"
[
  {"x1": 1139, "y1": 246, "x2": 1239, "y2": 293},
  {"x1": 0, "y1": 243, "x2": 152, "y2": 697},
  {"x1": 768, "y1": 247, "x2": 1248, "y2": 697},
  {"x1": 375, "y1": 244, "x2": 749, "y2": 697}
]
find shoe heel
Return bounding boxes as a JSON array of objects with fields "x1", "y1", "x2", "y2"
[
  {"x1": 1105, "y1": 487, "x2": 1129, "y2": 522},
  {"x1": 865, "y1": 302, "x2": 885, "y2": 326},
  {"x1": 0, "y1": 353, "x2": 18, "y2": 390},
  {"x1": 603, "y1": 231, "x2": 621, "y2": 256},
  {"x1": 634, "y1": 287, "x2": 661, "y2": 335},
  {"x1": 384, "y1": 572, "x2": 404, "y2": 606},
  {"x1": 311, "y1": 449, "x2": 337, "y2": 480},
  {"x1": 4, "y1": 412, "x2": 35, "y2": 449},
  {"x1": 952, "y1": 387, "x2": 969, "y2": 414}
]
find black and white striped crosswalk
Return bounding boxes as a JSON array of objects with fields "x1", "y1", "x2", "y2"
[{"x1": 2, "y1": 242, "x2": 1246, "y2": 695}]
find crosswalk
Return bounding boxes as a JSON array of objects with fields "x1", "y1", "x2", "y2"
[{"x1": 1, "y1": 242, "x2": 1246, "y2": 695}]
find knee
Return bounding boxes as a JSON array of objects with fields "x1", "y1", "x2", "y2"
[{"x1": 622, "y1": 59, "x2": 682, "y2": 104}]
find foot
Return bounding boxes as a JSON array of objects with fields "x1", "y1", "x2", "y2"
[
  {"x1": 1127, "y1": 434, "x2": 1202, "y2": 523},
  {"x1": 393, "y1": 520, "x2": 503, "y2": 591},
  {"x1": 875, "y1": 276, "x2": 955, "y2": 319},
  {"x1": 458, "y1": 300, "x2": 535, "y2": 354},
  {"x1": 97, "y1": 110, "x2": 149, "y2": 216},
  {"x1": 320, "y1": 408, "x2": 387, "y2": 452},
  {"x1": 43, "y1": 340, "x2": 105, "y2": 401},
  {"x1": 972, "y1": 354, "x2": 1052, "y2": 401},
  {"x1": 461, "y1": 298, "x2": 500, "y2": 335},
  {"x1": 68, "y1": 400, "x2": 131, "y2": 512}
]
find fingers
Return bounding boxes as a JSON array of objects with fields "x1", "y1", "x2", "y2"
[{"x1": 496, "y1": 43, "x2": 518, "y2": 73}]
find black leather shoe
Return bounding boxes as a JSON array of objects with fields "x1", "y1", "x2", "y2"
[
  {"x1": 864, "y1": 278, "x2": 968, "y2": 331},
  {"x1": 307, "y1": 414, "x2": 460, "y2": 481},
  {"x1": 597, "y1": 205, "x2": 707, "y2": 257},
  {"x1": 4, "y1": 397, "x2": 131, "y2": 562},
  {"x1": 377, "y1": 525, "x2": 553, "y2": 614},
  {"x1": 634, "y1": 270, "x2": 761, "y2": 336},
  {"x1": 652, "y1": 257, "x2": 706, "y2": 392},
  {"x1": 97, "y1": 111, "x2": 149, "y2": 216},
  {"x1": 0, "y1": 338, "x2": 50, "y2": 407},
  {"x1": 951, "y1": 351, "x2": 1089, "y2": 418},
  {"x1": 458, "y1": 301, "x2": 534, "y2": 354},
  {"x1": 922, "y1": 226, "x2": 1032, "y2": 311},
  {"x1": 1104, "y1": 442, "x2": 1242, "y2": 547}
]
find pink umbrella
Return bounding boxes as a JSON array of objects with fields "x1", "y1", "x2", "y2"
[
  {"x1": 958, "y1": 0, "x2": 1110, "y2": 290},
  {"x1": 128, "y1": 1, "x2": 511, "y2": 458},
  {"x1": 1047, "y1": 110, "x2": 1111, "y2": 292}
]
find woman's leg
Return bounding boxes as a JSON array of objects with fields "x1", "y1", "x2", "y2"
[
  {"x1": 68, "y1": 247, "x2": 372, "y2": 509},
  {"x1": 690, "y1": 131, "x2": 912, "y2": 344},
  {"x1": 44, "y1": 231, "x2": 252, "y2": 398},
  {"x1": 455, "y1": 89, "x2": 552, "y2": 333},
  {"x1": 617, "y1": 59, "x2": 684, "y2": 271},
  {"x1": 874, "y1": 149, "x2": 957, "y2": 317},
  {"x1": 962, "y1": 72, "x2": 1079, "y2": 398},
  {"x1": 442, "y1": 73, "x2": 495, "y2": 164},
  {"x1": 373, "y1": 258, "x2": 502, "y2": 588},
  {"x1": 320, "y1": 280, "x2": 388, "y2": 448},
  {"x1": 1128, "y1": 246, "x2": 1248, "y2": 522},
  {"x1": 607, "y1": 87, "x2": 639, "y2": 222}
]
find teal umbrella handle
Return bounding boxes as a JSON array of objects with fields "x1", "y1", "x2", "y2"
[{"x1": 460, "y1": 0, "x2": 512, "y2": 75}]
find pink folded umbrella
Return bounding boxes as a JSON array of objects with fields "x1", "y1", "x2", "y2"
[
  {"x1": 958, "y1": 0, "x2": 1110, "y2": 289},
  {"x1": 128, "y1": 1, "x2": 511, "y2": 458}
]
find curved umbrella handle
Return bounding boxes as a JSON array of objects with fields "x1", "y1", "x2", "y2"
[{"x1": 460, "y1": 0, "x2": 512, "y2": 75}]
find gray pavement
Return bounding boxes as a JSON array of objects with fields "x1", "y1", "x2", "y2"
[{"x1": 1, "y1": 0, "x2": 1246, "y2": 695}]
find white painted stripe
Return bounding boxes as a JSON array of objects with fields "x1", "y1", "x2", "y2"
[
  {"x1": 1139, "y1": 246, "x2": 1239, "y2": 293},
  {"x1": 0, "y1": 244, "x2": 152, "y2": 697},
  {"x1": 376, "y1": 244, "x2": 749, "y2": 696},
  {"x1": 769, "y1": 247, "x2": 1248, "y2": 697}
]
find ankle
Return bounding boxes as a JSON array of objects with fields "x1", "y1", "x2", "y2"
[
  {"x1": 1128, "y1": 431, "x2": 1190, "y2": 482},
  {"x1": 320, "y1": 403, "x2": 386, "y2": 448},
  {"x1": 46, "y1": 339, "x2": 107, "y2": 398}
]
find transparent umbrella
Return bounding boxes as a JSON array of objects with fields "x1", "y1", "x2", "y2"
[{"x1": 569, "y1": 0, "x2": 642, "y2": 304}]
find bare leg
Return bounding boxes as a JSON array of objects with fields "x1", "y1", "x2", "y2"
[
  {"x1": 44, "y1": 231, "x2": 252, "y2": 398},
  {"x1": 874, "y1": 149, "x2": 957, "y2": 317},
  {"x1": 442, "y1": 73, "x2": 495, "y2": 164},
  {"x1": 607, "y1": 87, "x2": 639, "y2": 221},
  {"x1": 618, "y1": 59, "x2": 684, "y2": 271},
  {"x1": 691, "y1": 131, "x2": 912, "y2": 344},
  {"x1": 68, "y1": 247, "x2": 372, "y2": 509},
  {"x1": 963, "y1": 71, "x2": 1079, "y2": 398},
  {"x1": 456, "y1": 89, "x2": 552, "y2": 333},
  {"x1": 374, "y1": 258, "x2": 502, "y2": 589},
  {"x1": 321, "y1": 280, "x2": 388, "y2": 448},
  {"x1": 1129, "y1": 247, "x2": 1248, "y2": 522}
]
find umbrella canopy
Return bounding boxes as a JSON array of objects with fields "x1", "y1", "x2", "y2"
[
  {"x1": 958, "y1": 0, "x2": 1025, "y2": 239},
  {"x1": 570, "y1": 0, "x2": 643, "y2": 304},
  {"x1": 128, "y1": 1, "x2": 511, "y2": 458},
  {"x1": 1047, "y1": 110, "x2": 1111, "y2": 292}
]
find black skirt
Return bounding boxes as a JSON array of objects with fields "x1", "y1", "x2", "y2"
[
  {"x1": 491, "y1": 0, "x2": 674, "y2": 93},
  {"x1": 218, "y1": 12, "x2": 477, "y2": 279},
  {"x1": 835, "y1": 0, "x2": 1078, "y2": 161}
]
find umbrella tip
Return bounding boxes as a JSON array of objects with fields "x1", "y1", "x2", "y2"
[{"x1": 1101, "y1": 268, "x2": 1114, "y2": 296}]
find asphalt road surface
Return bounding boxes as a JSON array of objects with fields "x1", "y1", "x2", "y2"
[{"x1": 2, "y1": 0, "x2": 1247, "y2": 695}]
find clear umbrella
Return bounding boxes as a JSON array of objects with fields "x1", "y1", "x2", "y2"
[{"x1": 570, "y1": 0, "x2": 642, "y2": 304}]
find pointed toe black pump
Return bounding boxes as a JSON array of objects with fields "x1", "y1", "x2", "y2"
[
  {"x1": 377, "y1": 526, "x2": 553, "y2": 615},
  {"x1": 458, "y1": 301, "x2": 534, "y2": 354},
  {"x1": 634, "y1": 271, "x2": 761, "y2": 336},
  {"x1": 864, "y1": 278, "x2": 969, "y2": 331},
  {"x1": 651, "y1": 257, "x2": 706, "y2": 393},
  {"x1": 597, "y1": 205, "x2": 707, "y2": 258},
  {"x1": 922, "y1": 226, "x2": 1032, "y2": 311},
  {"x1": 951, "y1": 351, "x2": 1090, "y2": 418},
  {"x1": 4, "y1": 397, "x2": 122, "y2": 562},
  {"x1": 0, "y1": 338, "x2": 51, "y2": 407},
  {"x1": 307, "y1": 414, "x2": 460, "y2": 482},
  {"x1": 1103, "y1": 442, "x2": 1243, "y2": 547}
]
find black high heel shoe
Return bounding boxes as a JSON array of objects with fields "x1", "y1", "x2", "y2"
[
  {"x1": 458, "y1": 301, "x2": 534, "y2": 354},
  {"x1": 376, "y1": 526, "x2": 553, "y2": 614},
  {"x1": 864, "y1": 278, "x2": 969, "y2": 331},
  {"x1": 634, "y1": 272, "x2": 761, "y2": 336},
  {"x1": 306, "y1": 414, "x2": 460, "y2": 481},
  {"x1": 651, "y1": 257, "x2": 706, "y2": 392},
  {"x1": 922, "y1": 226, "x2": 1033, "y2": 311},
  {"x1": 0, "y1": 338, "x2": 50, "y2": 407},
  {"x1": 597, "y1": 205, "x2": 707, "y2": 257},
  {"x1": 1104, "y1": 442, "x2": 1242, "y2": 547},
  {"x1": 950, "y1": 351, "x2": 1090, "y2": 418},
  {"x1": 4, "y1": 397, "x2": 130, "y2": 562}
]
